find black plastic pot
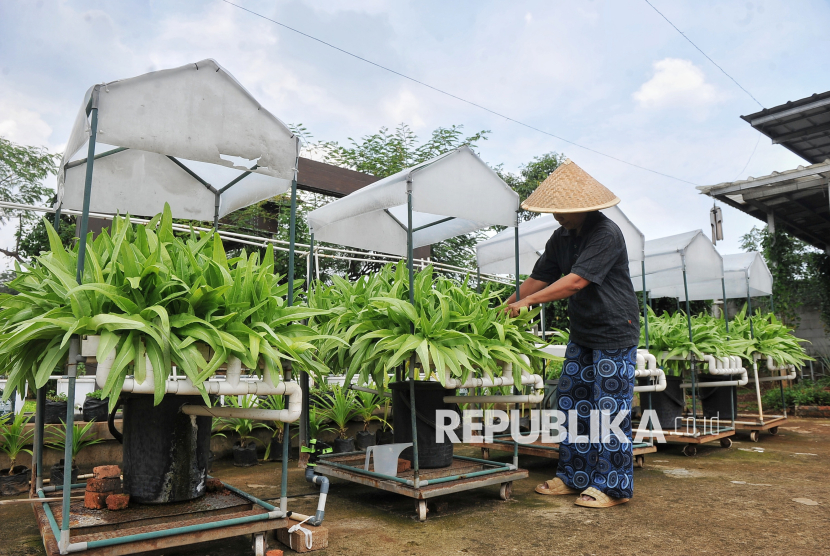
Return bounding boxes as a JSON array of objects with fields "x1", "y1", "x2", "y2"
[
  {"x1": 391, "y1": 381, "x2": 455, "y2": 468},
  {"x1": 333, "y1": 437, "x2": 355, "y2": 453},
  {"x1": 375, "y1": 429, "x2": 394, "y2": 445},
  {"x1": 699, "y1": 374, "x2": 738, "y2": 421},
  {"x1": 0, "y1": 466, "x2": 30, "y2": 496},
  {"x1": 50, "y1": 459, "x2": 79, "y2": 486},
  {"x1": 82, "y1": 397, "x2": 108, "y2": 422},
  {"x1": 638, "y1": 376, "x2": 685, "y2": 431},
  {"x1": 45, "y1": 400, "x2": 68, "y2": 424},
  {"x1": 543, "y1": 379, "x2": 559, "y2": 410},
  {"x1": 355, "y1": 430, "x2": 375, "y2": 450},
  {"x1": 233, "y1": 441, "x2": 259, "y2": 467},
  {"x1": 122, "y1": 394, "x2": 211, "y2": 504},
  {"x1": 268, "y1": 438, "x2": 283, "y2": 462}
]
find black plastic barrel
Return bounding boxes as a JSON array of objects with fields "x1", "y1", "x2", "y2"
[
  {"x1": 122, "y1": 395, "x2": 211, "y2": 504},
  {"x1": 638, "y1": 376, "x2": 685, "y2": 431},
  {"x1": 390, "y1": 381, "x2": 455, "y2": 468},
  {"x1": 699, "y1": 374, "x2": 738, "y2": 421}
]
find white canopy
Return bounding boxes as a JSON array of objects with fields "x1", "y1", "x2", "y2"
[
  {"x1": 307, "y1": 146, "x2": 520, "y2": 256},
  {"x1": 634, "y1": 230, "x2": 724, "y2": 301},
  {"x1": 724, "y1": 252, "x2": 773, "y2": 299},
  {"x1": 475, "y1": 206, "x2": 645, "y2": 276},
  {"x1": 56, "y1": 59, "x2": 299, "y2": 221}
]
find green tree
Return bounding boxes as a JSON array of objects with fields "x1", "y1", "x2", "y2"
[
  {"x1": 495, "y1": 152, "x2": 566, "y2": 223},
  {"x1": 0, "y1": 137, "x2": 63, "y2": 266}
]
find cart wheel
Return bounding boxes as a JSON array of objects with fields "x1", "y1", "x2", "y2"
[
  {"x1": 720, "y1": 437, "x2": 733, "y2": 448},
  {"x1": 769, "y1": 427, "x2": 779, "y2": 436},
  {"x1": 252, "y1": 533, "x2": 266, "y2": 556},
  {"x1": 749, "y1": 430, "x2": 759, "y2": 443},
  {"x1": 682, "y1": 445, "x2": 697, "y2": 457},
  {"x1": 481, "y1": 448, "x2": 490, "y2": 460},
  {"x1": 634, "y1": 455, "x2": 645, "y2": 468},
  {"x1": 416, "y1": 500, "x2": 428, "y2": 522},
  {"x1": 499, "y1": 482, "x2": 513, "y2": 500}
]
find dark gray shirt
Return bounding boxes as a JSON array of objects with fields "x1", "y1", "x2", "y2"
[{"x1": 530, "y1": 211, "x2": 640, "y2": 350}]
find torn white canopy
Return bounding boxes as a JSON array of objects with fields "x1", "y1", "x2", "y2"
[
  {"x1": 307, "y1": 146, "x2": 520, "y2": 256},
  {"x1": 634, "y1": 230, "x2": 724, "y2": 301},
  {"x1": 56, "y1": 59, "x2": 298, "y2": 221},
  {"x1": 475, "y1": 206, "x2": 645, "y2": 276}
]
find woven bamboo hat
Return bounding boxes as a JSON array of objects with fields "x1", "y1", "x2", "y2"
[{"x1": 521, "y1": 159, "x2": 620, "y2": 213}]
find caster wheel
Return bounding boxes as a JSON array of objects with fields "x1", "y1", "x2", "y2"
[
  {"x1": 634, "y1": 455, "x2": 645, "y2": 468},
  {"x1": 252, "y1": 533, "x2": 266, "y2": 556},
  {"x1": 416, "y1": 500, "x2": 428, "y2": 522},
  {"x1": 720, "y1": 437, "x2": 732, "y2": 448},
  {"x1": 499, "y1": 482, "x2": 513, "y2": 500},
  {"x1": 749, "y1": 431, "x2": 759, "y2": 443},
  {"x1": 481, "y1": 448, "x2": 490, "y2": 460},
  {"x1": 769, "y1": 427, "x2": 779, "y2": 436},
  {"x1": 682, "y1": 445, "x2": 697, "y2": 457}
]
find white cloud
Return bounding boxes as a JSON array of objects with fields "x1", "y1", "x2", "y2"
[
  {"x1": 633, "y1": 58, "x2": 721, "y2": 108},
  {"x1": 382, "y1": 89, "x2": 425, "y2": 129},
  {"x1": 0, "y1": 96, "x2": 53, "y2": 146}
]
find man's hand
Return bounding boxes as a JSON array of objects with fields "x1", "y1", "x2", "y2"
[{"x1": 504, "y1": 301, "x2": 528, "y2": 318}]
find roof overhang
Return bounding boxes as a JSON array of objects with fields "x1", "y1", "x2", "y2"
[{"x1": 698, "y1": 160, "x2": 830, "y2": 250}]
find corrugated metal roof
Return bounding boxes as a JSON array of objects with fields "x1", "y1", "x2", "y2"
[{"x1": 741, "y1": 91, "x2": 830, "y2": 164}]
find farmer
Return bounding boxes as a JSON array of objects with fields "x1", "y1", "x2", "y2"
[{"x1": 505, "y1": 159, "x2": 640, "y2": 508}]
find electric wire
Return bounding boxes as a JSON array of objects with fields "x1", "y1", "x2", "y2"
[
  {"x1": 643, "y1": 0, "x2": 765, "y2": 109},
  {"x1": 220, "y1": 0, "x2": 699, "y2": 186}
]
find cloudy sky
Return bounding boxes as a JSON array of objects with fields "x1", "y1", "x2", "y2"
[{"x1": 1, "y1": 0, "x2": 829, "y2": 266}]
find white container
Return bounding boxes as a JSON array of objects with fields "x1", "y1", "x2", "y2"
[{"x1": 57, "y1": 377, "x2": 98, "y2": 410}]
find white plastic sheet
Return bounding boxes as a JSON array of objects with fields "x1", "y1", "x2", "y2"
[
  {"x1": 724, "y1": 252, "x2": 773, "y2": 299},
  {"x1": 56, "y1": 59, "x2": 298, "y2": 221},
  {"x1": 475, "y1": 206, "x2": 645, "y2": 276},
  {"x1": 634, "y1": 230, "x2": 724, "y2": 301},
  {"x1": 307, "y1": 147, "x2": 519, "y2": 255}
]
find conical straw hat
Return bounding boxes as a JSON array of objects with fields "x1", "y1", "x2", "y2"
[{"x1": 521, "y1": 159, "x2": 620, "y2": 213}]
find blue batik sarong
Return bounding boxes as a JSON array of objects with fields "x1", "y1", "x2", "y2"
[{"x1": 556, "y1": 341, "x2": 636, "y2": 499}]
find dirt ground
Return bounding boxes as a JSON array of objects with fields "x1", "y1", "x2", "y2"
[{"x1": 2, "y1": 417, "x2": 829, "y2": 556}]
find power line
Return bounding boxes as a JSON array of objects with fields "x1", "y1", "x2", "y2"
[
  {"x1": 220, "y1": 0, "x2": 700, "y2": 186},
  {"x1": 642, "y1": 0, "x2": 764, "y2": 109}
]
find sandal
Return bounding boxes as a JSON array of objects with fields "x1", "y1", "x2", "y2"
[
  {"x1": 535, "y1": 478, "x2": 579, "y2": 496},
  {"x1": 574, "y1": 487, "x2": 630, "y2": 508}
]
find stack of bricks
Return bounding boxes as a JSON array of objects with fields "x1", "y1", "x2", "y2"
[{"x1": 84, "y1": 465, "x2": 129, "y2": 511}]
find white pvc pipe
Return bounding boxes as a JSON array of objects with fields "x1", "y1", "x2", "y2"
[
  {"x1": 634, "y1": 350, "x2": 666, "y2": 393},
  {"x1": 680, "y1": 354, "x2": 748, "y2": 388},
  {"x1": 86, "y1": 336, "x2": 301, "y2": 423},
  {"x1": 443, "y1": 394, "x2": 544, "y2": 404}
]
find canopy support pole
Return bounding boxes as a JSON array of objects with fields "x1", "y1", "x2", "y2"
[
  {"x1": 33, "y1": 387, "x2": 45, "y2": 491},
  {"x1": 682, "y1": 266, "x2": 697, "y2": 436},
  {"x1": 59, "y1": 90, "x2": 100, "y2": 553},
  {"x1": 720, "y1": 279, "x2": 736, "y2": 429},
  {"x1": 642, "y1": 262, "x2": 652, "y2": 440},
  {"x1": 512, "y1": 215, "x2": 520, "y2": 468},
  {"x1": 721, "y1": 279, "x2": 730, "y2": 334},
  {"x1": 406, "y1": 177, "x2": 420, "y2": 489}
]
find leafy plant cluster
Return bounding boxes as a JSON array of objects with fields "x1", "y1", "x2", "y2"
[
  {"x1": 640, "y1": 306, "x2": 812, "y2": 372},
  {"x1": 761, "y1": 381, "x2": 830, "y2": 409},
  {"x1": 307, "y1": 263, "x2": 554, "y2": 390},
  {"x1": 0, "y1": 204, "x2": 333, "y2": 411}
]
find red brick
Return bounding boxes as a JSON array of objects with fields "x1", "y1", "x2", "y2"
[
  {"x1": 86, "y1": 477, "x2": 121, "y2": 493},
  {"x1": 266, "y1": 551, "x2": 284, "y2": 556},
  {"x1": 106, "y1": 494, "x2": 130, "y2": 511},
  {"x1": 84, "y1": 491, "x2": 108, "y2": 510},
  {"x1": 397, "y1": 459, "x2": 412, "y2": 473},
  {"x1": 206, "y1": 478, "x2": 224, "y2": 492},
  {"x1": 93, "y1": 465, "x2": 121, "y2": 479}
]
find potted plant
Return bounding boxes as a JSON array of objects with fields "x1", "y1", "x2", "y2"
[
  {"x1": 45, "y1": 419, "x2": 104, "y2": 484},
  {"x1": 321, "y1": 386, "x2": 358, "y2": 453},
  {"x1": 215, "y1": 396, "x2": 268, "y2": 467},
  {"x1": 375, "y1": 396, "x2": 394, "y2": 445},
  {"x1": 83, "y1": 390, "x2": 109, "y2": 422},
  {"x1": 0, "y1": 411, "x2": 33, "y2": 495},
  {"x1": 45, "y1": 393, "x2": 69, "y2": 425},
  {"x1": 354, "y1": 390, "x2": 382, "y2": 450},
  {"x1": 307, "y1": 405, "x2": 332, "y2": 443}
]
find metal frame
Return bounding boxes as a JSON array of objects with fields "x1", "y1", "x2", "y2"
[{"x1": 36, "y1": 86, "x2": 300, "y2": 554}]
